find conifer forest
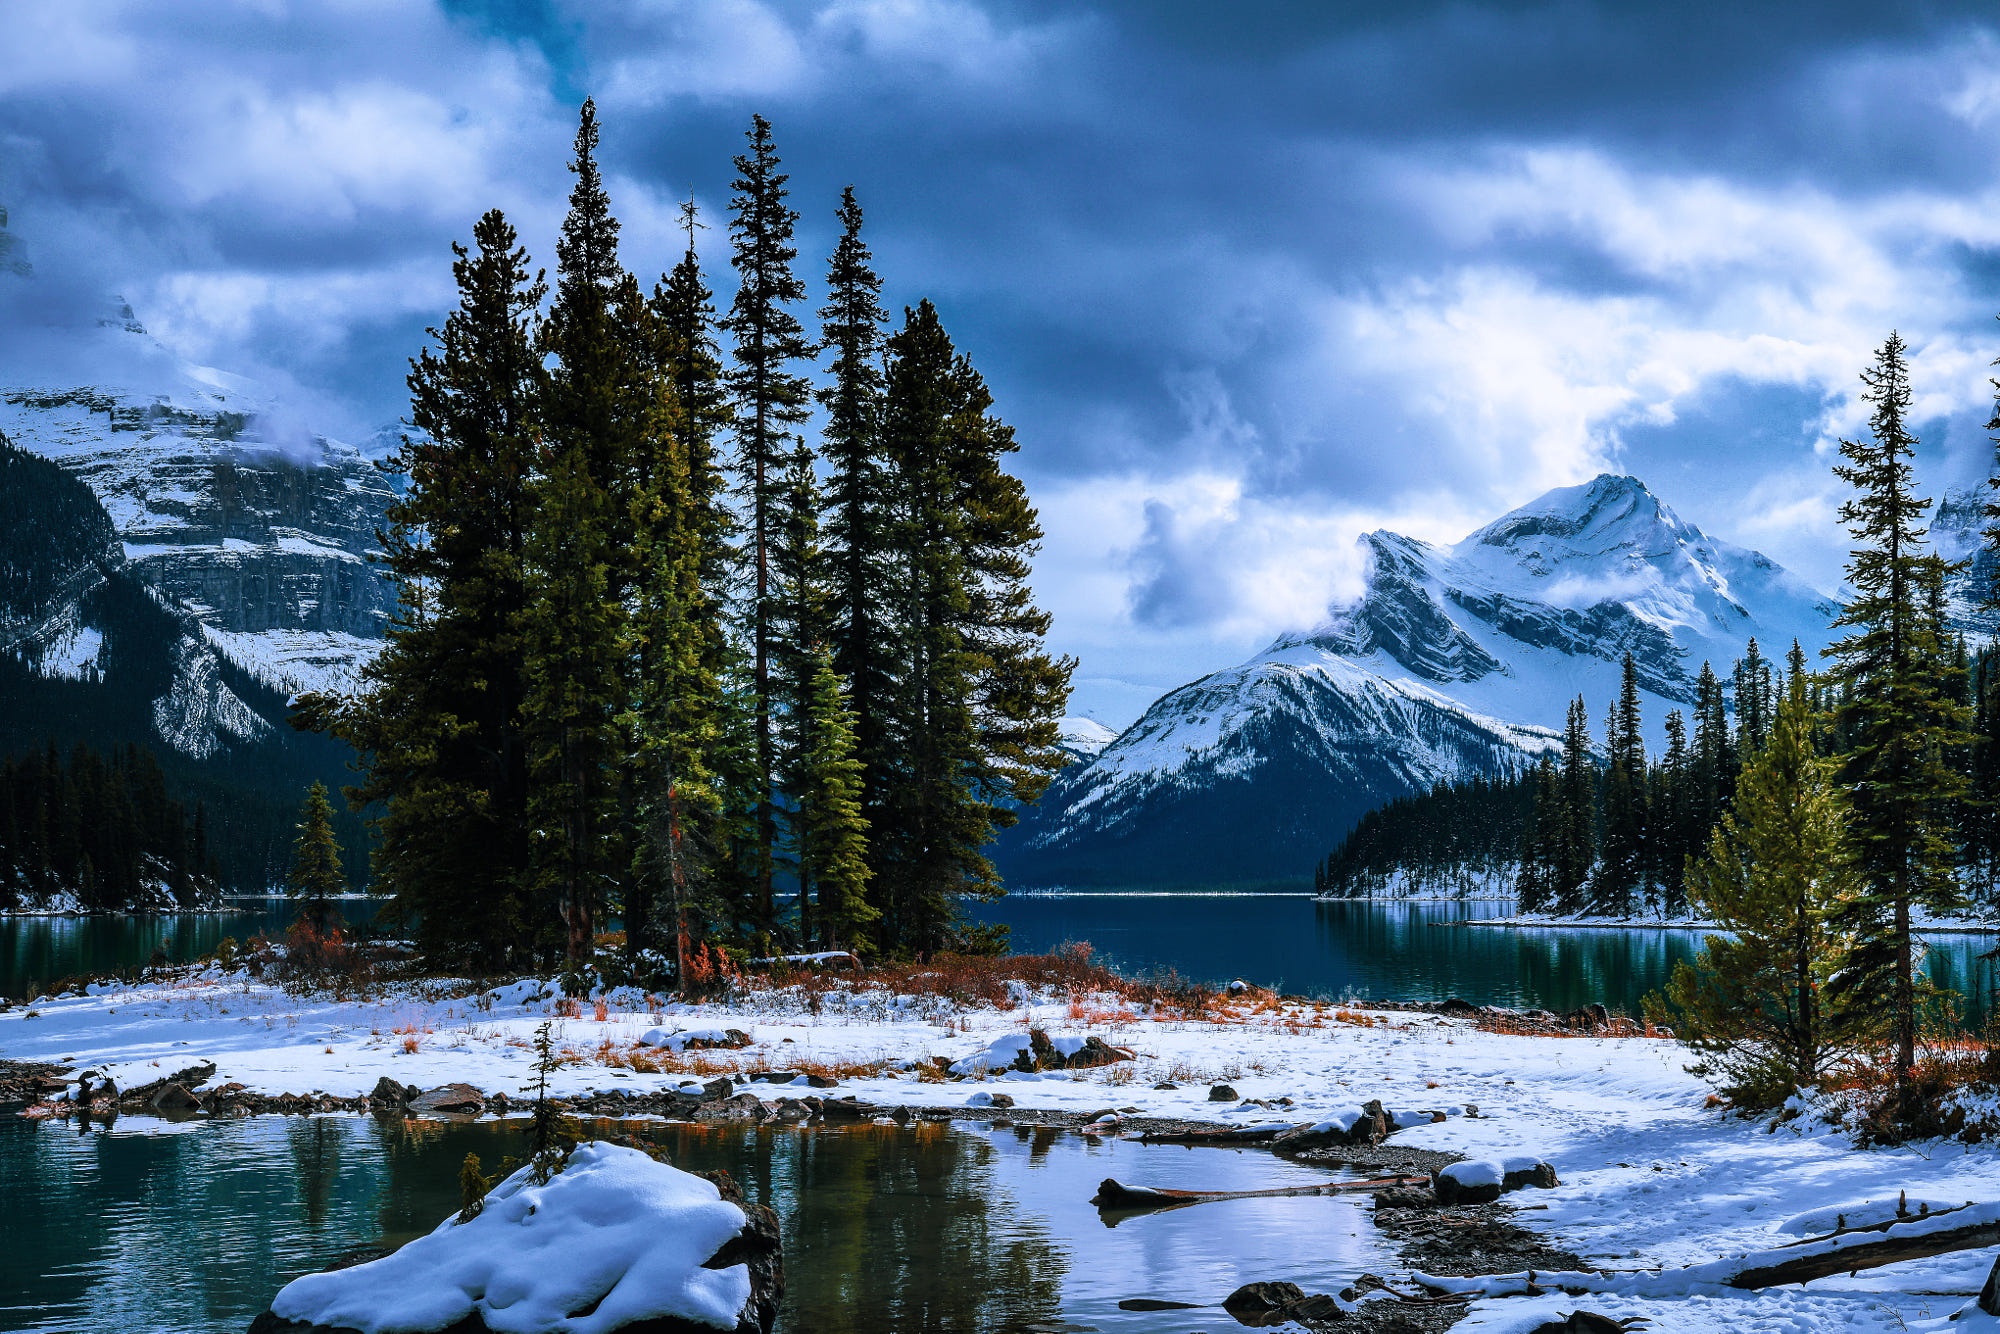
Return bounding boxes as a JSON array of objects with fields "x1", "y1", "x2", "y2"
[{"x1": 293, "y1": 104, "x2": 1073, "y2": 976}]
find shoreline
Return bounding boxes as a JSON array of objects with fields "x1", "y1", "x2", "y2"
[{"x1": 7, "y1": 965, "x2": 2000, "y2": 1328}]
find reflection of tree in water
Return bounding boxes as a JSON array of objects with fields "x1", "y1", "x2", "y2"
[
  {"x1": 288, "y1": 1114, "x2": 342, "y2": 1227},
  {"x1": 635, "y1": 1121, "x2": 1067, "y2": 1334}
]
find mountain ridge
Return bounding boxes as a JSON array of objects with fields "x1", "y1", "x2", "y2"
[{"x1": 998, "y1": 473, "x2": 1846, "y2": 886}]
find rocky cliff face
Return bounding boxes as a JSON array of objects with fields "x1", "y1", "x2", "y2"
[
  {"x1": 998, "y1": 474, "x2": 1841, "y2": 886},
  {"x1": 0, "y1": 369, "x2": 396, "y2": 699}
]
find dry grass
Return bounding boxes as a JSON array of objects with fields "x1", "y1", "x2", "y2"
[{"x1": 760, "y1": 941, "x2": 1221, "y2": 1020}]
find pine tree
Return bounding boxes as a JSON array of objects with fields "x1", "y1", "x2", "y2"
[
  {"x1": 817, "y1": 187, "x2": 897, "y2": 838},
  {"x1": 772, "y1": 436, "x2": 833, "y2": 944},
  {"x1": 1553, "y1": 695, "x2": 1596, "y2": 914},
  {"x1": 724, "y1": 115, "x2": 814, "y2": 937},
  {"x1": 793, "y1": 653, "x2": 876, "y2": 952},
  {"x1": 1655, "y1": 707, "x2": 1691, "y2": 916},
  {"x1": 288, "y1": 781, "x2": 345, "y2": 933},
  {"x1": 1515, "y1": 754, "x2": 1561, "y2": 913},
  {"x1": 1734, "y1": 638, "x2": 1775, "y2": 756},
  {"x1": 1592, "y1": 653, "x2": 1648, "y2": 917},
  {"x1": 875, "y1": 301, "x2": 1073, "y2": 954},
  {"x1": 1658, "y1": 668, "x2": 1873, "y2": 1109},
  {"x1": 1691, "y1": 660, "x2": 1732, "y2": 832},
  {"x1": 1824, "y1": 331, "x2": 1975, "y2": 1092},
  {"x1": 291, "y1": 208, "x2": 544, "y2": 968},
  {"x1": 522, "y1": 100, "x2": 646, "y2": 968}
]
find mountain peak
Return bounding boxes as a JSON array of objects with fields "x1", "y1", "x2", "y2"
[{"x1": 1468, "y1": 473, "x2": 1694, "y2": 558}]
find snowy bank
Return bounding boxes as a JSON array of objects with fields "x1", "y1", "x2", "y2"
[{"x1": 255, "y1": 1142, "x2": 775, "y2": 1334}]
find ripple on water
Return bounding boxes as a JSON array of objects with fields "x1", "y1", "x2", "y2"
[{"x1": 0, "y1": 1113, "x2": 1399, "y2": 1333}]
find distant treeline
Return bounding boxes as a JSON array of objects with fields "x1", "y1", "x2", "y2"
[
  {"x1": 1316, "y1": 633, "x2": 2000, "y2": 918},
  {"x1": 0, "y1": 739, "x2": 217, "y2": 912},
  {"x1": 1311, "y1": 773, "x2": 1532, "y2": 898}
]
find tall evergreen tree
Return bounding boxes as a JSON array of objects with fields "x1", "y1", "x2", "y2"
[
  {"x1": 1553, "y1": 695, "x2": 1596, "y2": 914},
  {"x1": 1592, "y1": 652, "x2": 1648, "y2": 916},
  {"x1": 293, "y1": 208, "x2": 544, "y2": 968},
  {"x1": 724, "y1": 115, "x2": 814, "y2": 936},
  {"x1": 1824, "y1": 331, "x2": 1975, "y2": 1091},
  {"x1": 875, "y1": 301, "x2": 1073, "y2": 954},
  {"x1": 1734, "y1": 638, "x2": 1775, "y2": 756},
  {"x1": 288, "y1": 781, "x2": 345, "y2": 933},
  {"x1": 1515, "y1": 754, "x2": 1561, "y2": 913},
  {"x1": 772, "y1": 436, "x2": 833, "y2": 944},
  {"x1": 1691, "y1": 660, "x2": 1733, "y2": 833},
  {"x1": 1655, "y1": 707, "x2": 1693, "y2": 916},
  {"x1": 1659, "y1": 668, "x2": 1873, "y2": 1109},
  {"x1": 817, "y1": 187, "x2": 897, "y2": 839},
  {"x1": 526, "y1": 99, "x2": 639, "y2": 966},
  {"x1": 793, "y1": 653, "x2": 876, "y2": 952}
]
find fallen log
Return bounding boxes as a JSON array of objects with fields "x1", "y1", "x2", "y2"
[
  {"x1": 1092, "y1": 1173, "x2": 1428, "y2": 1209},
  {"x1": 1417, "y1": 1201, "x2": 2000, "y2": 1299}
]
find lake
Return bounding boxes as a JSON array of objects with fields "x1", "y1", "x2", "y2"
[
  {"x1": 9, "y1": 893, "x2": 2000, "y2": 1026},
  {"x1": 0, "y1": 1113, "x2": 1394, "y2": 1334}
]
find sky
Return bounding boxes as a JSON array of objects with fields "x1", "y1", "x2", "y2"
[{"x1": 7, "y1": 1, "x2": 2000, "y2": 725}]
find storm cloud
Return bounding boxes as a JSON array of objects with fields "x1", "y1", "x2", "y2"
[{"x1": 6, "y1": 1, "x2": 2000, "y2": 721}]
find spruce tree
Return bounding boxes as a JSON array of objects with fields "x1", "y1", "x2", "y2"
[
  {"x1": 1659, "y1": 668, "x2": 1872, "y2": 1109},
  {"x1": 1553, "y1": 695, "x2": 1596, "y2": 914},
  {"x1": 1655, "y1": 707, "x2": 1692, "y2": 916},
  {"x1": 817, "y1": 187, "x2": 897, "y2": 837},
  {"x1": 1824, "y1": 331, "x2": 1975, "y2": 1092},
  {"x1": 292, "y1": 208, "x2": 544, "y2": 968},
  {"x1": 288, "y1": 781, "x2": 345, "y2": 933},
  {"x1": 771, "y1": 436, "x2": 833, "y2": 943},
  {"x1": 1591, "y1": 653, "x2": 1648, "y2": 917},
  {"x1": 526, "y1": 100, "x2": 642, "y2": 967},
  {"x1": 1515, "y1": 754, "x2": 1561, "y2": 913},
  {"x1": 875, "y1": 301, "x2": 1073, "y2": 954},
  {"x1": 793, "y1": 653, "x2": 876, "y2": 952},
  {"x1": 724, "y1": 115, "x2": 814, "y2": 937}
]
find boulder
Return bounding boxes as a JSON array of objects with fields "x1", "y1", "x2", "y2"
[
  {"x1": 1528, "y1": 1315, "x2": 1630, "y2": 1334},
  {"x1": 1053, "y1": 1036, "x2": 1133, "y2": 1070},
  {"x1": 149, "y1": 1083, "x2": 200, "y2": 1114},
  {"x1": 247, "y1": 1144, "x2": 781, "y2": 1334},
  {"x1": 1434, "y1": 1156, "x2": 1559, "y2": 1206},
  {"x1": 1221, "y1": 1281, "x2": 1305, "y2": 1319},
  {"x1": 1207, "y1": 1084, "x2": 1239, "y2": 1102},
  {"x1": 370, "y1": 1077, "x2": 415, "y2": 1107},
  {"x1": 408, "y1": 1084, "x2": 486, "y2": 1116}
]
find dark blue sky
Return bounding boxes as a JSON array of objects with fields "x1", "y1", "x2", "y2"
[{"x1": 7, "y1": 1, "x2": 2000, "y2": 721}]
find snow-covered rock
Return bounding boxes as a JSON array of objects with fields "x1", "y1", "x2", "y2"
[
  {"x1": 257, "y1": 1142, "x2": 775, "y2": 1334},
  {"x1": 1000, "y1": 474, "x2": 1840, "y2": 885}
]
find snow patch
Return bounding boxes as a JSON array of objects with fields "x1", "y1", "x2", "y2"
[{"x1": 269, "y1": 1142, "x2": 753, "y2": 1334}]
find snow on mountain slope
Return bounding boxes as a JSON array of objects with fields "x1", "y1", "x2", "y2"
[
  {"x1": 1056, "y1": 716, "x2": 1118, "y2": 763},
  {"x1": 0, "y1": 328, "x2": 396, "y2": 699},
  {"x1": 1000, "y1": 475, "x2": 1840, "y2": 886}
]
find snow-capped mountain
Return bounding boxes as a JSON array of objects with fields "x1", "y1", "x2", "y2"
[
  {"x1": 0, "y1": 208, "x2": 396, "y2": 704},
  {"x1": 997, "y1": 474, "x2": 1843, "y2": 887},
  {"x1": 0, "y1": 364, "x2": 395, "y2": 704}
]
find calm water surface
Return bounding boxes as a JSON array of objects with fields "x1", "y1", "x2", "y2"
[
  {"x1": 972, "y1": 893, "x2": 2000, "y2": 1025},
  {"x1": 11, "y1": 893, "x2": 2000, "y2": 1024},
  {"x1": 0, "y1": 1114, "x2": 1392, "y2": 1334},
  {"x1": 0, "y1": 898, "x2": 383, "y2": 998}
]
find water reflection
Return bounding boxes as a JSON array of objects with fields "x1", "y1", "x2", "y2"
[
  {"x1": 979, "y1": 893, "x2": 2000, "y2": 1026},
  {"x1": 1, "y1": 900, "x2": 384, "y2": 998},
  {"x1": 1, "y1": 1114, "x2": 1394, "y2": 1334}
]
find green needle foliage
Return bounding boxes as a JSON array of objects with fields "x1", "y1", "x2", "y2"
[
  {"x1": 287, "y1": 780, "x2": 345, "y2": 932},
  {"x1": 793, "y1": 652, "x2": 876, "y2": 953},
  {"x1": 1824, "y1": 331, "x2": 1974, "y2": 1093},
  {"x1": 1657, "y1": 667, "x2": 1874, "y2": 1110}
]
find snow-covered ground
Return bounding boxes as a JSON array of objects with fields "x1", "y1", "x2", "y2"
[{"x1": 9, "y1": 969, "x2": 2000, "y2": 1331}]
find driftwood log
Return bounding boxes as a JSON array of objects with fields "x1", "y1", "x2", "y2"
[
  {"x1": 1091, "y1": 1174, "x2": 1428, "y2": 1212},
  {"x1": 1417, "y1": 1200, "x2": 2000, "y2": 1299}
]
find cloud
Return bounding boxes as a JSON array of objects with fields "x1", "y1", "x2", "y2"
[{"x1": 8, "y1": 2, "x2": 2000, "y2": 723}]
